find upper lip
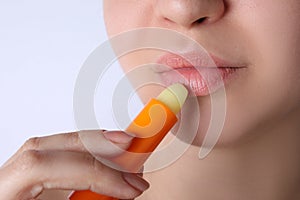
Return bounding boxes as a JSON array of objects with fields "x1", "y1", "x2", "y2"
[{"x1": 154, "y1": 51, "x2": 246, "y2": 73}]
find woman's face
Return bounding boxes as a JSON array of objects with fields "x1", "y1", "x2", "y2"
[{"x1": 103, "y1": 0, "x2": 300, "y2": 146}]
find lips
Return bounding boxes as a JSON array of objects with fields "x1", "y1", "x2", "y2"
[{"x1": 154, "y1": 52, "x2": 246, "y2": 96}]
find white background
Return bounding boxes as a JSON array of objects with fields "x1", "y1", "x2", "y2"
[{"x1": 0, "y1": 0, "x2": 142, "y2": 165}]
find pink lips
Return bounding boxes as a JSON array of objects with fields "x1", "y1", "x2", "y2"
[{"x1": 154, "y1": 52, "x2": 245, "y2": 96}]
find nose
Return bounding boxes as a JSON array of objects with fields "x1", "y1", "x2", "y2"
[{"x1": 156, "y1": 0, "x2": 225, "y2": 28}]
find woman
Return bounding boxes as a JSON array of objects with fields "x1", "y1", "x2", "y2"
[{"x1": 1, "y1": 0, "x2": 300, "y2": 199}]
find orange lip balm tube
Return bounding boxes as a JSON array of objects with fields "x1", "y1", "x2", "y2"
[{"x1": 69, "y1": 83, "x2": 188, "y2": 200}]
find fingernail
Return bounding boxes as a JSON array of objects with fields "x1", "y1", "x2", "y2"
[
  {"x1": 103, "y1": 131, "x2": 133, "y2": 144},
  {"x1": 122, "y1": 173, "x2": 150, "y2": 192}
]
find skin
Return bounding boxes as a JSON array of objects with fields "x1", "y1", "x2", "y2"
[
  {"x1": 103, "y1": 0, "x2": 300, "y2": 199},
  {"x1": 104, "y1": 0, "x2": 300, "y2": 146},
  {"x1": 1, "y1": 0, "x2": 299, "y2": 200},
  {"x1": 0, "y1": 131, "x2": 149, "y2": 199}
]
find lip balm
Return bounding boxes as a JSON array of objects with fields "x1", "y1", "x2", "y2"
[{"x1": 69, "y1": 83, "x2": 188, "y2": 200}]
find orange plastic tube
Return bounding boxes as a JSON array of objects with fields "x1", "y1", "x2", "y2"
[{"x1": 69, "y1": 99, "x2": 178, "y2": 200}]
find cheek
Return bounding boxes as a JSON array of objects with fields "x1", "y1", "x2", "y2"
[
  {"x1": 217, "y1": 0, "x2": 300, "y2": 144},
  {"x1": 248, "y1": 0, "x2": 300, "y2": 111},
  {"x1": 118, "y1": 49, "x2": 167, "y2": 103},
  {"x1": 191, "y1": 0, "x2": 300, "y2": 146},
  {"x1": 104, "y1": 1, "x2": 163, "y2": 103},
  {"x1": 104, "y1": 0, "x2": 132, "y2": 33},
  {"x1": 103, "y1": 0, "x2": 152, "y2": 36}
]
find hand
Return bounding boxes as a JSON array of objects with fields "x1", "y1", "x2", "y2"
[{"x1": 0, "y1": 130, "x2": 149, "y2": 200}]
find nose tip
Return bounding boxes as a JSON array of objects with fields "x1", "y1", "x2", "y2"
[{"x1": 157, "y1": 0, "x2": 225, "y2": 28}]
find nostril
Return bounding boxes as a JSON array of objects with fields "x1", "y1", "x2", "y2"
[{"x1": 195, "y1": 17, "x2": 207, "y2": 24}]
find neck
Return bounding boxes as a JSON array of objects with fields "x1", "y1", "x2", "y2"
[{"x1": 137, "y1": 111, "x2": 300, "y2": 200}]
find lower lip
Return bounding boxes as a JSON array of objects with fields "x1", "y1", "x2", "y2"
[{"x1": 156, "y1": 67, "x2": 242, "y2": 96}]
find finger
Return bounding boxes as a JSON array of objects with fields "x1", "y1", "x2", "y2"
[
  {"x1": 79, "y1": 130, "x2": 134, "y2": 158},
  {"x1": 2, "y1": 130, "x2": 133, "y2": 167},
  {"x1": 1, "y1": 150, "x2": 149, "y2": 200}
]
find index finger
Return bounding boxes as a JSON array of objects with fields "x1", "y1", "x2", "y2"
[{"x1": 2, "y1": 130, "x2": 133, "y2": 168}]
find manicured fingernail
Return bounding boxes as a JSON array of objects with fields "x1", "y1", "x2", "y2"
[
  {"x1": 103, "y1": 131, "x2": 133, "y2": 144},
  {"x1": 122, "y1": 173, "x2": 150, "y2": 192}
]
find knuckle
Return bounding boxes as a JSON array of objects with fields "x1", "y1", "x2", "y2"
[
  {"x1": 79, "y1": 152, "x2": 104, "y2": 174},
  {"x1": 17, "y1": 150, "x2": 42, "y2": 171},
  {"x1": 67, "y1": 132, "x2": 83, "y2": 149},
  {"x1": 22, "y1": 137, "x2": 40, "y2": 151},
  {"x1": 91, "y1": 155, "x2": 105, "y2": 174}
]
